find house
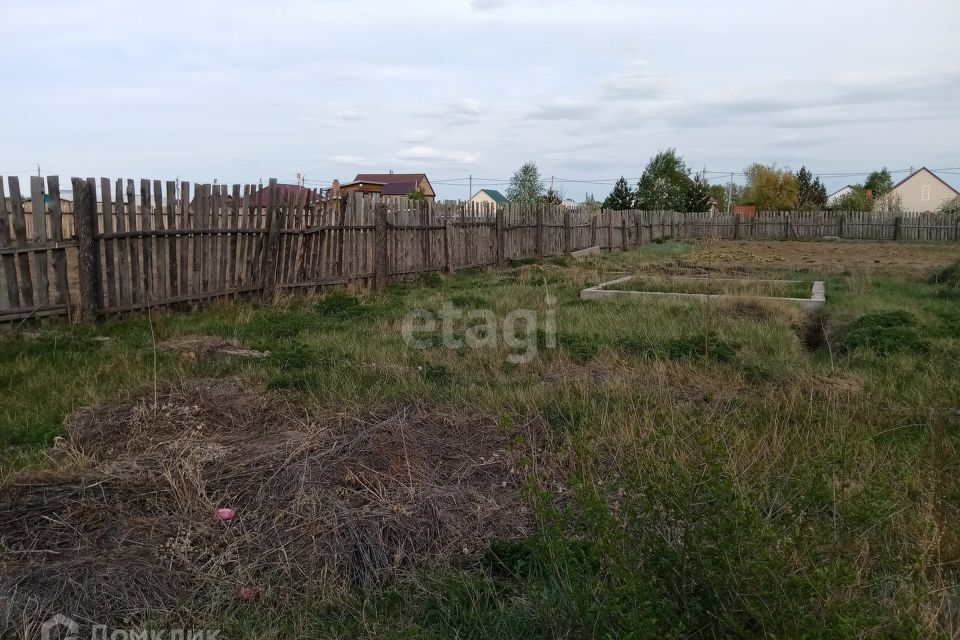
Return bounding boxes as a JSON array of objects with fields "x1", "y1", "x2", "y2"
[
  {"x1": 351, "y1": 173, "x2": 436, "y2": 202},
  {"x1": 827, "y1": 185, "x2": 855, "y2": 207},
  {"x1": 244, "y1": 183, "x2": 317, "y2": 207},
  {"x1": 876, "y1": 167, "x2": 959, "y2": 212},
  {"x1": 560, "y1": 198, "x2": 579, "y2": 208},
  {"x1": 469, "y1": 189, "x2": 508, "y2": 206}
]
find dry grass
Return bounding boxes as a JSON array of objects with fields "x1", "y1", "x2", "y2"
[{"x1": 0, "y1": 379, "x2": 556, "y2": 631}]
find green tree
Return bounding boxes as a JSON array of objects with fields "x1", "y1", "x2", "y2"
[
  {"x1": 939, "y1": 195, "x2": 960, "y2": 214},
  {"x1": 795, "y1": 166, "x2": 827, "y2": 210},
  {"x1": 506, "y1": 161, "x2": 545, "y2": 203},
  {"x1": 832, "y1": 185, "x2": 874, "y2": 211},
  {"x1": 708, "y1": 184, "x2": 728, "y2": 210},
  {"x1": 635, "y1": 149, "x2": 692, "y2": 211},
  {"x1": 742, "y1": 163, "x2": 798, "y2": 211},
  {"x1": 686, "y1": 171, "x2": 712, "y2": 212},
  {"x1": 407, "y1": 188, "x2": 427, "y2": 202},
  {"x1": 542, "y1": 186, "x2": 563, "y2": 205},
  {"x1": 864, "y1": 168, "x2": 894, "y2": 198},
  {"x1": 603, "y1": 176, "x2": 635, "y2": 210}
]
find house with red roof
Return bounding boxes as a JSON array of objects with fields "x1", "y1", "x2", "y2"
[{"x1": 340, "y1": 172, "x2": 436, "y2": 202}]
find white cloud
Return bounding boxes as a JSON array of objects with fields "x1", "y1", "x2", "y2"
[
  {"x1": 396, "y1": 146, "x2": 479, "y2": 164},
  {"x1": 603, "y1": 63, "x2": 671, "y2": 100},
  {"x1": 524, "y1": 99, "x2": 599, "y2": 121},
  {"x1": 333, "y1": 109, "x2": 363, "y2": 122},
  {"x1": 399, "y1": 129, "x2": 435, "y2": 144}
]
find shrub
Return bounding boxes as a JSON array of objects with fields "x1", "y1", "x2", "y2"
[{"x1": 839, "y1": 311, "x2": 929, "y2": 355}]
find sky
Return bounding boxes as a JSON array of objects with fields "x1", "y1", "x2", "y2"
[{"x1": 1, "y1": 0, "x2": 959, "y2": 201}]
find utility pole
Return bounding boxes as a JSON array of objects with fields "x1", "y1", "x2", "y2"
[{"x1": 726, "y1": 172, "x2": 734, "y2": 213}]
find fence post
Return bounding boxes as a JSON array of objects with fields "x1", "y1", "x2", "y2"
[
  {"x1": 443, "y1": 217, "x2": 453, "y2": 274},
  {"x1": 495, "y1": 206, "x2": 505, "y2": 266},
  {"x1": 71, "y1": 177, "x2": 102, "y2": 321},
  {"x1": 783, "y1": 214, "x2": 790, "y2": 240},
  {"x1": 620, "y1": 212, "x2": 627, "y2": 250},
  {"x1": 838, "y1": 214, "x2": 845, "y2": 238},
  {"x1": 591, "y1": 212, "x2": 598, "y2": 247},
  {"x1": 635, "y1": 213, "x2": 641, "y2": 246},
  {"x1": 374, "y1": 201, "x2": 388, "y2": 289},
  {"x1": 894, "y1": 215, "x2": 902, "y2": 241},
  {"x1": 535, "y1": 205, "x2": 544, "y2": 257},
  {"x1": 261, "y1": 178, "x2": 281, "y2": 299},
  {"x1": 607, "y1": 209, "x2": 613, "y2": 251},
  {"x1": 733, "y1": 213, "x2": 740, "y2": 240},
  {"x1": 563, "y1": 208, "x2": 571, "y2": 255}
]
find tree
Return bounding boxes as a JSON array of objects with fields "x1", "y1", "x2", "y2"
[
  {"x1": 407, "y1": 188, "x2": 427, "y2": 202},
  {"x1": 864, "y1": 168, "x2": 894, "y2": 198},
  {"x1": 603, "y1": 176, "x2": 635, "y2": 210},
  {"x1": 685, "y1": 171, "x2": 712, "y2": 212},
  {"x1": 542, "y1": 186, "x2": 563, "y2": 205},
  {"x1": 795, "y1": 166, "x2": 827, "y2": 210},
  {"x1": 939, "y1": 195, "x2": 960, "y2": 214},
  {"x1": 831, "y1": 185, "x2": 874, "y2": 211},
  {"x1": 506, "y1": 161, "x2": 545, "y2": 203},
  {"x1": 742, "y1": 163, "x2": 798, "y2": 211},
  {"x1": 635, "y1": 149, "x2": 692, "y2": 211}
]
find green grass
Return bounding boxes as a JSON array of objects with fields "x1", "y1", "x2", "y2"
[
  {"x1": 3, "y1": 239, "x2": 960, "y2": 637},
  {"x1": 605, "y1": 275, "x2": 814, "y2": 299}
]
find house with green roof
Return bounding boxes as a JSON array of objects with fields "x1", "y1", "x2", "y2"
[{"x1": 469, "y1": 189, "x2": 508, "y2": 206}]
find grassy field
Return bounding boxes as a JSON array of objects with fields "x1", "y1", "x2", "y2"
[{"x1": 3, "y1": 239, "x2": 960, "y2": 638}]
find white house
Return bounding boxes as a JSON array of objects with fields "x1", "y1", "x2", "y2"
[
  {"x1": 876, "y1": 167, "x2": 959, "y2": 212},
  {"x1": 468, "y1": 189, "x2": 508, "y2": 206},
  {"x1": 826, "y1": 185, "x2": 855, "y2": 207}
]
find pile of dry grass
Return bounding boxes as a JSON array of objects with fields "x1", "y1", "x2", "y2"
[{"x1": 0, "y1": 380, "x2": 553, "y2": 630}]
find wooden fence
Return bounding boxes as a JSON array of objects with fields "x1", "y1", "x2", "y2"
[{"x1": 1, "y1": 175, "x2": 958, "y2": 325}]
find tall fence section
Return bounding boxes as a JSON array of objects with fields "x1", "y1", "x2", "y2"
[{"x1": 2, "y1": 175, "x2": 959, "y2": 325}]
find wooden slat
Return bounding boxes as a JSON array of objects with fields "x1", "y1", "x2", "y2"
[
  {"x1": 229, "y1": 184, "x2": 240, "y2": 287},
  {"x1": 46, "y1": 176, "x2": 72, "y2": 310},
  {"x1": 8, "y1": 177, "x2": 34, "y2": 307},
  {"x1": 153, "y1": 180, "x2": 167, "y2": 299},
  {"x1": 139, "y1": 179, "x2": 153, "y2": 300},
  {"x1": 166, "y1": 181, "x2": 178, "y2": 297},
  {"x1": 100, "y1": 177, "x2": 118, "y2": 306},
  {"x1": 179, "y1": 181, "x2": 191, "y2": 296},
  {"x1": 113, "y1": 179, "x2": 131, "y2": 306},
  {"x1": 29, "y1": 176, "x2": 50, "y2": 306},
  {"x1": 125, "y1": 179, "x2": 141, "y2": 304},
  {"x1": 0, "y1": 179, "x2": 20, "y2": 309}
]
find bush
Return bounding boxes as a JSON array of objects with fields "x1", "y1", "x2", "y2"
[{"x1": 839, "y1": 311, "x2": 929, "y2": 355}]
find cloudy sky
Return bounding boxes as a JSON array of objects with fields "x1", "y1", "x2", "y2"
[{"x1": 2, "y1": 0, "x2": 958, "y2": 200}]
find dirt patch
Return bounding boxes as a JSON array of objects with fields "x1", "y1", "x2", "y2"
[
  {"x1": 157, "y1": 335, "x2": 269, "y2": 361},
  {"x1": 684, "y1": 240, "x2": 960, "y2": 274},
  {"x1": 0, "y1": 380, "x2": 554, "y2": 630}
]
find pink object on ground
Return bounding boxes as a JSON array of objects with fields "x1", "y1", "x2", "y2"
[
  {"x1": 214, "y1": 507, "x2": 236, "y2": 522},
  {"x1": 239, "y1": 585, "x2": 259, "y2": 600}
]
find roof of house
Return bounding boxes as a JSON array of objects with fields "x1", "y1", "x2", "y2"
[
  {"x1": 827, "y1": 185, "x2": 855, "y2": 198},
  {"x1": 246, "y1": 183, "x2": 317, "y2": 207},
  {"x1": 354, "y1": 173, "x2": 434, "y2": 197},
  {"x1": 890, "y1": 167, "x2": 960, "y2": 195},
  {"x1": 472, "y1": 189, "x2": 508, "y2": 204}
]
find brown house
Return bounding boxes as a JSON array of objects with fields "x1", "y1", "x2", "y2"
[{"x1": 343, "y1": 173, "x2": 436, "y2": 202}]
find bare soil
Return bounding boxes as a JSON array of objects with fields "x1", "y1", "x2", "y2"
[{"x1": 684, "y1": 240, "x2": 960, "y2": 273}]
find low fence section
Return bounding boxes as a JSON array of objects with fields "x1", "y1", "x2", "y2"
[{"x1": 1, "y1": 175, "x2": 958, "y2": 325}]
